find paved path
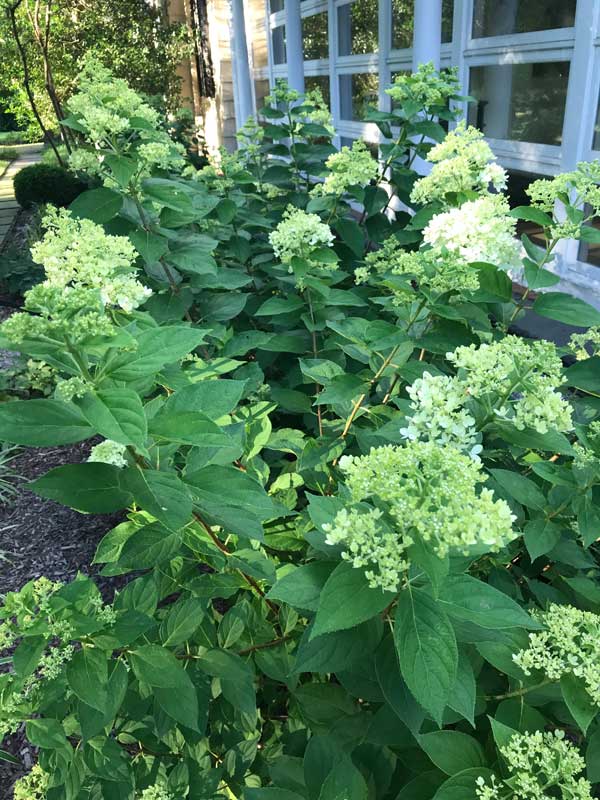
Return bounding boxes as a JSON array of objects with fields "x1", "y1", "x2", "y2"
[{"x1": 0, "y1": 143, "x2": 43, "y2": 248}]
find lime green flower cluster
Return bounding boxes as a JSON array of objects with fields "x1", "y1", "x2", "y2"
[
  {"x1": 356, "y1": 235, "x2": 480, "y2": 296},
  {"x1": 476, "y1": 731, "x2": 592, "y2": 800},
  {"x1": 448, "y1": 336, "x2": 573, "y2": 434},
  {"x1": 140, "y1": 784, "x2": 174, "y2": 800},
  {"x1": 400, "y1": 372, "x2": 482, "y2": 458},
  {"x1": 68, "y1": 59, "x2": 185, "y2": 179},
  {"x1": 513, "y1": 604, "x2": 600, "y2": 706},
  {"x1": 13, "y1": 764, "x2": 48, "y2": 800},
  {"x1": 2, "y1": 208, "x2": 150, "y2": 346},
  {"x1": 569, "y1": 326, "x2": 600, "y2": 360},
  {"x1": 411, "y1": 122, "x2": 507, "y2": 205},
  {"x1": 423, "y1": 194, "x2": 522, "y2": 271},
  {"x1": 269, "y1": 205, "x2": 334, "y2": 267},
  {"x1": 303, "y1": 87, "x2": 334, "y2": 132},
  {"x1": 265, "y1": 79, "x2": 301, "y2": 107},
  {"x1": 315, "y1": 140, "x2": 379, "y2": 196},
  {"x1": 236, "y1": 115, "x2": 265, "y2": 160},
  {"x1": 192, "y1": 148, "x2": 248, "y2": 192},
  {"x1": 323, "y1": 442, "x2": 515, "y2": 591},
  {"x1": 385, "y1": 61, "x2": 460, "y2": 112},
  {"x1": 88, "y1": 439, "x2": 129, "y2": 468}
]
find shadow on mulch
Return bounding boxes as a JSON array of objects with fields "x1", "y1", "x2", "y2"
[{"x1": 0, "y1": 440, "x2": 126, "y2": 797}]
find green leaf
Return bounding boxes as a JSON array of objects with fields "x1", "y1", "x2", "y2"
[
  {"x1": 375, "y1": 635, "x2": 425, "y2": 734},
  {"x1": 105, "y1": 326, "x2": 209, "y2": 381},
  {"x1": 0, "y1": 400, "x2": 93, "y2": 446},
  {"x1": 438, "y1": 575, "x2": 538, "y2": 630},
  {"x1": 159, "y1": 597, "x2": 205, "y2": 646},
  {"x1": 523, "y1": 518, "x2": 561, "y2": 560},
  {"x1": 117, "y1": 522, "x2": 181, "y2": 569},
  {"x1": 294, "y1": 619, "x2": 382, "y2": 674},
  {"x1": 509, "y1": 205, "x2": 553, "y2": 228},
  {"x1": 394, "y1": 588, "x2": 458, "y2": 724},
  {"x1": 70, "y1": 187, "x2": 122, "y2": 223},
  {"x1": 267, "y1": 562, "x2": 335, "y2": 611},
  {"x1": 26, "y1": 718, "x2": 67, "y2": 749},
  {"x1": 489, "y1": 469, "x2": 546, "y2": 510},
  {"x1": 318, "y1": 756, "x2": 368, "y2": 800},
  {"x1": 586, "y1": 729, "x2": 600, "y2": 783},
  {"x1": 76, "y1": 389, "x2": 147, "y2": 450},
  {"x1": 564, "y1": 357, "x2": 600, "y2": 393},
  {"x1": 561, "y1": 674, "x2": 597, "y2": 734},
  {"x1": 246, "y1": 789, "x2": 305, "y2": 800},
  {"x1": 66, "y1": 648, "x2": 108, "y2": 712},
  {"x1": 418, "y1": 730, "x2": 485, "y2": 775},
  {"x1": 311, "y1": 562, "x2": 395, "y2": 638},
  {"x1": 120, "y1": 468, "x2": 192, "y2": 530},
  {"x1": 155, "y1": 681, "x2": 200, "y2": 731},
  {"x1": 163, "y1": 380, "x2": 246, "y2": 419},
  {"x1": 186, "y1": 465, "x2": 284, "y2": 540},
  {"x1": 489, "y1": 716, "x2": 517, "y2": 749},
  {"x1": 29, "y1": 463, "x2": 132, "y2": 513},
  {"x1": 129, "y1": 229, "x2": 169, "y2": 263},
  {"x1": 533, "y1": 292, "x2": 600, "y2": 327},
  {"x1": 448, "y1": 651, "x2": 476, "y2": 727},
  {"x1": 336, "y1": 218, "x2": 364, "y2": 256},
  {"x1": 432, "y1": 769, "x2": 494, "y2": 800},
  {"x1": 129, "y1": 645, "x2": 194, "y2": 688},
  {"x1": 255, "y1": 296, "x2": 305, "y2": 316},
  {"x1": 198, "y1": 649, "x2": 256, "y2": 716},
  {"x1": 149, "y1": 410, "x2": 235, "y2": 448},
  {"x1": 12, "y1": 636, "x2": 46, "y2": 678}
]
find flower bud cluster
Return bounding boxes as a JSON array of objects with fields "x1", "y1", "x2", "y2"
[
  {"x1": 411, "y1": 122, "x2": 507, "y2": 206},
  {"x1": 269, "y1": 206, "x2": 334, "y2": 266},
  {"x1": 324, "y1": 441, "x2": 515, "y2": 592},
  {"x1": 316, "y1": 140, "x2": 379, "y2": 196},
  {"x1": 68, "y1": 59, "x2": 185, "y2": 179},
  {"x1": 140, "y1": 783, "x2": 174, "y2": 800},
  {"x1": 358, "y1": 235, "x2": 480, "y2": 296},
  {"x1": 476, "y1": 730, "x2": 592, "y2": 800},
  {"x1": 423, "y1": 195, "x2": 522, "y2": 271},
  {"x1": 1, "y1": 208, "x2": 150, "y2": 346},
  {"x1": 513, "y1": 604, "x2": 600, "y2": 706},
  {"x1": 569, "y1": 326, "x2": 600, "y2": 360},
  {"x1": 13, "y1": 763, "x2": 48, "y2": 800},
  {"x1": 385, "y1": 62, "x2": 460, "y2": 112},
  {"x1": 448, "y1": 336, "x2": 573, "y2": 434},
  {"x1": 88, "y1": 439, "x2": 129, "y2": 468}
]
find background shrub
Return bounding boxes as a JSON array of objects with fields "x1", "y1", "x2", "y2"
[{"x1": 13, "y1": 163, "x2": 87, "y2": 209}]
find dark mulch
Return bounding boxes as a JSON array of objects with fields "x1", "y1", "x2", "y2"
[{"x1": 0, "y1": 440, "x2": 125, "y2": 797}]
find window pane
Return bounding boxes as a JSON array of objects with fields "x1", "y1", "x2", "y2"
[
  {"x1": 339, "y1": 73, "x2": 379, "y2": 121},
  {"x1": 305, "y1": 75, "x2": 331, "y2": 108},
  {"x1": 472, "y1": 0, "x2": 576, "y2": 37},
  {"x1": 391, "y1": 0, "x2": 414, "y2": 50},
  {"x1": 272, "y1": 25, "x2": 286, "y2": 64},
  {"x1": 270, "y1": 0, "x2": 284, "y2": 13},
  {"x1": 255, "y1": 79, "x2": 271, "y2": 112},
  {"x1": 338, "y1": 0, "x2": 378, "y2": 56},
  {"x1": 442, "y1": 0, "x2": 454, "y2": 43},
  {"x1": 303, "y1": 11, "x2": 329, "y2": 60},
  {"x1": 592, "y1": 95, "x2": 600, "y2": 151},
  {"x1": 467, "y1": 62, "x2": 570, "y2": 146}
]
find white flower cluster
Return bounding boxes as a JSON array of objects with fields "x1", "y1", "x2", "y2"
[
  {"x1": 324, "y1": 441, "x2": 515, "y2": 592},
  {"x1": 68, "y1": 59, "x2": 185, "y2": 180},
  {"x1": 411, "y1": 122, "x2": 507, "y2": 206},
  {"x1": 400, "y1": 372, "x2": 482, "y2": 458},
  {"x1": 316, "y1": 140, "x2": 379, "y2": 196},
  {"x1": 423, "y1": 195, "x2": 522, "y2": 271},
  {"x1": 448, "y1": 336, "x2": 573, "y2": 434},
  {"x1": 88, "y1": 439, "x2": 128, "y2": 468},
  {"x1": 476, "y1": 730, "x2": 592, "y2": 800},
  {"x1": 269, "y1": 205, "x2": 335, "y2": 267},
  {"x1": 513, "y1": 604, "x2": 600, "y2": 706},
  {"x1": 358, "y1": 235, "x2": 480, "y2": 297},
  {"x1": 385, "y1": 62, "x2": 460, "y2": 112},
  {"x1": 2, "y1": 208, "x2": 150, "y2": 346}
]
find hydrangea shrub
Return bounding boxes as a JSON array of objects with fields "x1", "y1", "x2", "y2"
[{"x1": 1, "y1": 63, "x2": 600, "y2": 800}]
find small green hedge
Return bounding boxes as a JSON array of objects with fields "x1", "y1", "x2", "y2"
[{"x1": 13, "y1": 163, "x2": 87, "y2": 209}]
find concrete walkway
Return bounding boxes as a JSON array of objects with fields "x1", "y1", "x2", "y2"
[{"x1": 0, "y1": 143, "x2": 43, "y2": 248}]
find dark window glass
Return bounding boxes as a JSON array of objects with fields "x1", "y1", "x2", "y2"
[
  {"x1": 339, "y1": 73, "x2": 379, "y2": 121},
  {"x1": 467, "y1": 61, "x2": 570, "y2": 146},
  {"x1": 305, "y1": 75, "x2": 331, "y2": 108},
  {"x1": 272, "y1": 25, "x2": 286, "y2": 64},
  {"x1": 255, "y1": 79, "x2": 271, "y2": 113},
  {"x1": 472, "y1": 0, "x2": 576, "y2": 37},
  {"x1": 338, "y1": 0, "x2": 378, "y2": 56},
  {"x1": 270, "y1": 0, "x2": 284, "y2": 13},
  {"x1": 391, "y1": 0, "x2": 453, "y2": 49},
  {"x1": 303, "y1": 11, "x2": 329, "y2": 60}
]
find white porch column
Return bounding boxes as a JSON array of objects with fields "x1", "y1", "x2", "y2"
[
  {"x1": 285, "y1": 0, "x2": 305, "y2": 93},
  {"x1": 412, "y1": 0, "x2": 442, "y2": 71},
  {"x1": 231, "y1": 0, "x2": 254, "y2": 128}
]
